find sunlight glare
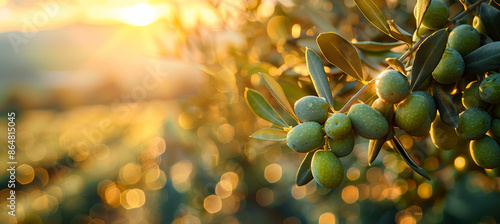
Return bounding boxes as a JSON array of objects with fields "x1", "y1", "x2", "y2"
[{"x1": 119, "y1": 3, "x2": 158, "y2": 26}]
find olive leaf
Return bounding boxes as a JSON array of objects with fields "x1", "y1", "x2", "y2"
[
  {"x1": 387, "y1": 20, "x2": 413, "y2": 45},
  {"x1": 369, "y1": 102, "x2": 395, "y2": 165},
  {"x1": 432, "y1": 84, "x2": 459, "y2": 128},
  {"x1": 414, "y1": 0, "x2": 432, "y2": 30},
  {"x1": 353, "y1": 41, "x2": 406, "y2": 52},
  {"x1": 410, "y1": 29, "x2": 448, "y2": 91},
  {"x1": 296, "y1": 151, "x2": 315, "y2": 186},
  {"x1": 480, "y1": 3, "x2": 500, "y2": 41},
  {"x1": 317, "y1": 33, "x2": 366, "y2": 83},
  {"x1": 278, "y1": 108, "x2": 299, "y2": 127},
  {"x1": 259, "y1": 72, "x2": 300, "y2": 123},
  {"x1": 353, "y1": 0, "x2": 390, "y2": 36},
  {"x1": 250, "y1": 128, "x2": 288, "y2": 141},
  {"x1": 305, "y1": 48, "x2": 335, "y2": 108},
  {"x1": 368, "y1": 138, "x2": 385, "y2": 165},
  {"x1": 244, "y1": 88, "x2": 288, "y2": 127},
  {"x1": 464, "y1": 42, "x2": 500, "y2": 75},
  {"x1": 385, "y1": 57, "x2": 406, "y2": 74},
  {"x1": 391, "y1": 136, "x2": 431, "y2": 180}
]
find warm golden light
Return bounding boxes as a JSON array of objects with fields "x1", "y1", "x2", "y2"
[
  {"x1": 105, "y1": 183, "x2": 123, "y2": 208},
  {"x1": 171, "y1": 160, "x2": 194, "y2": 193},
  {"x1": 399, "y1": 216, "x2": 417, "y2": 224},
  {"x1": 118, "y1": 3, "x2": 158, "y2": 26},
  {"x1": 145, "y1": 169, "x2": 167, "y2": 190},
  {"x1": 347, "y1": 167, "x2": 360, "y2": 181},
  {"x1": 204, "y1": 195, "x2": 222, "y2": 214},
  {"x1": 120, "y1": 163, "x2": 142, "y2": 185},
  {"x1": 17, "y1": 164, "x2": 35, "y2": 185},
  {"x1": 264, "y1": 163, "x2": 282, "y2": 183},
  {"x1": 342, "y1": 185, "x2": 359, "y2": 204},
  {"x1": 454, "y1": 156, "x2": 466, "y2": 170},
  {"x1": 417, "y1": 183, "x2": 432, "y2": 199},
  {"x1": 120, "y1": 188, "x2": 146, "y2": 209},
  {"x1": 319, "y1": 212, "x2": 336, "y2": 224},
  {"x1": 291, "y1": 186, "x2": 306, "y2": 200},
  {"x1": 221, "y1": 172, "x2": 239, "y2": 190},
  {"x1": 216, "y1": 180, "x2": 233, "y2": 198}
]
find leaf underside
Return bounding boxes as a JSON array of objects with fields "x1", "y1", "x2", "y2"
[
  {"x1": 392, "y1": 136, "x2": 431, "y2": 180},
  {"x1": 305, "y1": 48, "x2": 335, "y2": 108},
  {"x1": 415, "y1": 0, "x2": 432, "y2": 30},
  {"x1": 317, "y1": 33, "x2": 365, "y2": 83},
  {"x1": 244, "y1": 88, "x2": 288, "y2": 127},
  {"x1": 250, "y1": 128, "x2": 288, "y2": 141},
  {"x1": 432, "y1": 84, "x2": 459, "y2": 128},
  {"x1": 410, "y1": 29, "x2": 448, "y2": 91},
  {"x1": 259, "y1": 72, "x2": 300, "y2": 123},
  {"x1": 296, "y1": 151, "x2": 315, "y2": 186},
  {"x1": 353, "y1": 0, "x2": 391, "y2": 36},
  {"x1": 464, "y1": 42, "x2": 500, "y2": 76}
]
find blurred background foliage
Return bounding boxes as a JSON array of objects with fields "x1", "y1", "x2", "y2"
[{"x1": 0, "y1": 0, "x2": 499, "y2": 223}]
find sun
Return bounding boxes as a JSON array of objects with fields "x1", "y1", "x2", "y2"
[{"x1": 119, "y1": 3, "x2": 158, "y2": 26}]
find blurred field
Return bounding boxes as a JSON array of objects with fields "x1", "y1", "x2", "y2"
[{"x1": 0, "y1": 0, "x2": 500, "y2": 224}]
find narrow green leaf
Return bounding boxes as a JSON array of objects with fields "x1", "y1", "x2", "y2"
[
  {"x1": 387, "y1": 20, "x2": 413, "y2": 45},
  {"x1": 432, "y1": 84, "x2": 459, "y2": 128},
  {"x1": 305, "y1": 48, "x2": 335, "y2": 108},
  {"x1": 368, "y1": 138, "x2": 385, "y2": 165},
  {"x1": 414, "y1": 0, "x2": 432, "y2": 30},
  {"x1": 278, "y1": 108, "x2": 299, "y2": 127},
  {"x1": 353, "y1": 0, "x2": 390, "y2": 36},
  {"x1": 296, "y1": 151, "x2": 315, "y2": 186},
  {"x1": 385, "y1": 57, "x2": 406, "y2": 74},
  {"x1": 259, "y1": 72, "x2": 300, "y2": 123},
  {"x1": 369, "y1": 101, "x2": 395, "y2": 165},
  {"x1": 464, "y1": 42, "x2": 500, "y2": 75},
  {"x1": 410, "y1": 29, "x2": 448, "y2": 91},
  {"x1": 244, "y1": 88, "x2": 288, "y2": 127},
  {"x1": 391, "y1": 136, "x2": 431, "y2": 180},
  {"x1": 250, "y1": 128, "x2": 288, "y2": 141},
  {"x1": 317, "y1": 33, "x2": 365, "y2": 83},
  {"x1": 353, "y1": 41, "x2": 406, "y2": 52},
  {"x1": 480, "y1": 3, "x2": 500, "y2": 41}
]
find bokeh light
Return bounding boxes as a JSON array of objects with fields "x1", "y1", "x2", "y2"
[
  {"x1": 17, "y1": 164, "x2": 35, "y2": 185},
  {"x1": 454, "y1": 156, "x2": 466, "y2": 170},
  {"x1": 342, "y1": 185, "x2": 359, "y2": 204},
  {"x1": 264, "y1": 163, "x2": 282, "y2": 183},
  {"x1": 417, "y1": 183, "x2": 433, "y2": 199},
  {"x1": 204, "y1": 195, "x2": 222, "y2": 214},
  {"x1": 319, "y1": 212, "x2": 336, "y2": 224}
]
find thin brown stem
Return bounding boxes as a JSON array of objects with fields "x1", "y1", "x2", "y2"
[
  {"x1": 338, "y1": 79, "x2": 375, "y2": 113},
  {"x1": 445, "y1": 0, "x2": 487, "y2": 27}
]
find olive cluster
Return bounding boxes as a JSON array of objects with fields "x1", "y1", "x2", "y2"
[
  {"x1": 414, "y1": 0, "x2": 500, "y2": 169},
  {"x1": 286, "y1": 95, "x2": 392, "y2": 189},
  {"x1": 285, "y1": 1, "x2": 500, "y2": 188}
]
